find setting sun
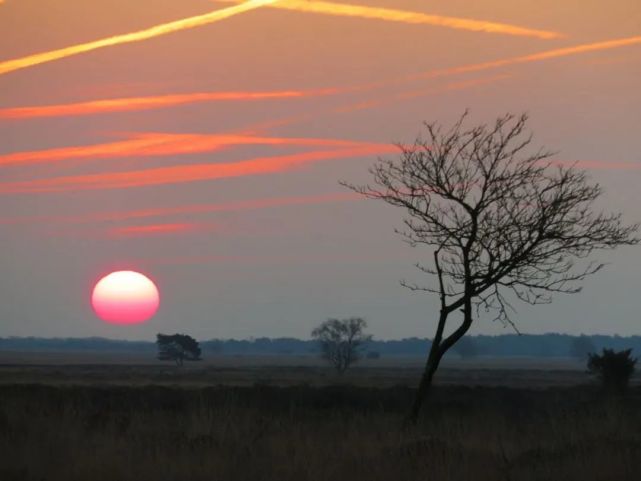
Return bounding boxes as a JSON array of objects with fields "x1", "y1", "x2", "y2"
[{"x1": 91, "y1": 270, "x2": 160, "y2": 325}]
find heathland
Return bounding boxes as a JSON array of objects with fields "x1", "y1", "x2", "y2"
[{"x1": 1, "y1": 351, "x2": 641, "y2": 481}]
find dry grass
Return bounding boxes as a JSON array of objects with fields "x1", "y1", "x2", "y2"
[
  {"x1": 1, "y1": 383, "x2": 641, "y2": 481},
  {"x1": 0, "y1": 353, "x2": 603, "y2": 389}
]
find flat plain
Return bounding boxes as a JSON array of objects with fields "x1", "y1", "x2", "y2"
[
  {"x1": 0, "y1": 350, "x2": 610, "y2": 388},
  {"x1": 1, "y1": 351, "x2": 640, "y2": 481}
]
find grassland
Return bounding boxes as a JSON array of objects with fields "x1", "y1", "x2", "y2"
[
  {"x1": 1, "y1": 353, "x2": 640, "y2": 481},
  {"x1": 0, "y1": 351, "x2": 600, "y2": 388}
]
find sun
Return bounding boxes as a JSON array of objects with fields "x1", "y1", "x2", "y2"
[{"x1": 91, "y1": 270, "x2": 160, "y2": 325}]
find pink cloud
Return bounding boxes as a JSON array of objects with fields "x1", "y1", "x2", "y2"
[{"x1": 0, "y1": 145, "x2": 396, "y2": 194}]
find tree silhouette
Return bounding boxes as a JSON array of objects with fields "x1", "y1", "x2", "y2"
[
  {"x1": 311, "y1": 317, "x2": 372, "y2": 373},
  {"x1": 156, "y1": 333, "x2": 202, "y2": 366},
  {"x1": 344, "y1": 112, "x2": 639, "y2": 422},
  {"x1": 588, "y1": 348, "x2": 637, "y2": 393}
]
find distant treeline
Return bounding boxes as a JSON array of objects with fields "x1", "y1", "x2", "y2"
[{"x1": 1, "y1": 334, "x2": 641, "y2": 358}]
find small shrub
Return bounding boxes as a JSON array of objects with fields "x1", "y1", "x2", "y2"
[
  {"x1": 587, "y1": 348, "x2": 637, "y2": 393},
  {"x1": 366, "y1": 351, "x2": 381, "y2": 360}
]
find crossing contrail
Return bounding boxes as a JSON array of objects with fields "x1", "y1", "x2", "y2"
[
  {"x1": 214, "y1": 0, "x2": 562, "y2": 39},
  {"x1": 0, "y1": 0, "x2": 278, "y2": 76}
]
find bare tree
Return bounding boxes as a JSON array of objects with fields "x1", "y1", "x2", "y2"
[
  {"x1": 343, "y1": 112, "x2": 638, "y2": 422},
  {"x1": 311, "y1": 317, "x2": 372, "y2": 373}
]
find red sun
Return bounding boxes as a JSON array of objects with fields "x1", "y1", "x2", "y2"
[{"x1": 91, "y1": 270, "x2": 160, "y2": 325}]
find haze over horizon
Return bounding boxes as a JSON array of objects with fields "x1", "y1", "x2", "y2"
[{"x1": 1, "y1": 0, "x2": 640, "y2": 341}]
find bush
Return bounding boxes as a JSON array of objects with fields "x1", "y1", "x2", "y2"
[{"x1": 587, "y1": 348, "x2": 637, "y2": 393}]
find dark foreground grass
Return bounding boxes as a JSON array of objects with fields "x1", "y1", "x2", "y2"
[{"x1": 1, "y1": 384, "x2": 640, "y2": 481}]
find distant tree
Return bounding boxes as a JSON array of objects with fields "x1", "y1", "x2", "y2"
[
  {"x1": 156, "y1": 333, "x2": 202, "y2": 366},
  {"x1": 311, "y1": 318, "x2": 372, "y2": 373},
  {"x1": 452, "y1": 336, "x2": 478, "y2": 359},
  {"x1": 344, "y1": 112, "x2": 639, "y2": 422},
  {"x1": 587, "y1": 348, "x2": 637, "y2": 393},
  {"x1": 366, "y1": 351, "x2": 381, "y2": 360},
  {"x1": 570, "y1": 335, "x2": 596, "y2": 361}
]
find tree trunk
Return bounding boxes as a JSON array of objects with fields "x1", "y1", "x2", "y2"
[
  {"x1": 406, "y1": 310, "x2": 472, "y2": 424},
  {"x1": 407, "y1": 344, "x2": 443, "y2": 424}
]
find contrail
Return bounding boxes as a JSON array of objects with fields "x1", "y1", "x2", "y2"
[
  {"x1": 335, "y1": 75, "x2": 510, "y2": 114},
  {"x1": 262, "y1": 35, "x2": 641, "y2": 127},
  {"x1": 238, "y1": 35, "x2": 641, "y2": 132},
  {"x1": 403, "y1": 35, "x2": 641, "y2": 84},
  {"x1": 0, "y1": 192, "x2": 359, "y2": 225},
  {"x1": 0, "y1": 88, "x2": 338, "y2": 120},
  {"x1": 214, "y1": 0, "x2": 562, "y2": 39},
  {"x1": 107, "y1": 222, "x2": 201, "y2": 238},
  {"x1": 5, "y1": 31, "x2": 637, "y2": 124},
  {"x1": 338, "y1": 35, "x2": 641, "y2": 94},
  {"x1": 0, "y1": 132, "x2": 381, "y2": 167},
  {"x1": 0, "y1": 145, "x2": 397, "y2": 193},
  {"x1": 0, "y1": 0, "x2": 278, "y2": 76}
]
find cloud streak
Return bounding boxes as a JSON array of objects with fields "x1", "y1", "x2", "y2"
[
  {"x1": 403, "y1": 35, "x2": 641, "y2": 84},
  {"x1": 107, "y1": 222, "x2": 202, "y2": 237},
  {"x1": 215, "y1": 0, "x2": 562, "y2": 39},
  {"x1": 0, "y1": 145, "x2": 396, "y2": 194},
  {"x1": 259, "y1": 35, "x2": 641, "y2": 128},
  {"x1": 242, "y1": 35, "x2": 641, "y2": 131},
  {"x1": 0, "y1": 132, "x2": 378, "y2": 167},
  {"x1": 0, "y1": 0, "x2": 278, "y2": 76},
  {"x1": 0, "y1": 192, "x2": 359, "y2": 225},
  {"x1": 335, "y1": 74, "x2": 510, "y2": 113},
  {"x1": 0, "y1": 88, "x2": 338, "y2": 120}
]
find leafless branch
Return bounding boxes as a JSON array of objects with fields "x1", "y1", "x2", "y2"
[{"x1": 342, "y1": 111, "x2": 639, "y2": 422}]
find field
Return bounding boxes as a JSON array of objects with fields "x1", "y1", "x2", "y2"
[
  {"x1": 0, "y1": 351, "x2": 601, "y2": 388},
  {"x1": 1, "y1": 352, "x2": 641, "y2": 481}
]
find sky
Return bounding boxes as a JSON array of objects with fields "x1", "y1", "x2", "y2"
[{"x1": 0, "y1": 0, "x2": 640, "y2": 340}]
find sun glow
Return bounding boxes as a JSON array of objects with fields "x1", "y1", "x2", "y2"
[{"x1": 91, "y1": 270, "x2": 160, "y2": 325}]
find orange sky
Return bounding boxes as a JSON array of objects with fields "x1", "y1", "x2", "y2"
[
  {"x1": 0, "y1": 0, "x2": 640, "y2": 338},
  {"x1": 0, "y1": 133, "x2": 389, "y2": 166},
  {"x1": 214, "y1": 0, "x2": 563, "y2": 38},
  {"x1": 0, "y1": 88, "x2": 339, "y2": 119},
  {"x1": 0, "y1": 0, "x2": 280, "y2": 76},
  {"x1": 0, "y1": 144, "x2": 397, "y2": 193}
]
